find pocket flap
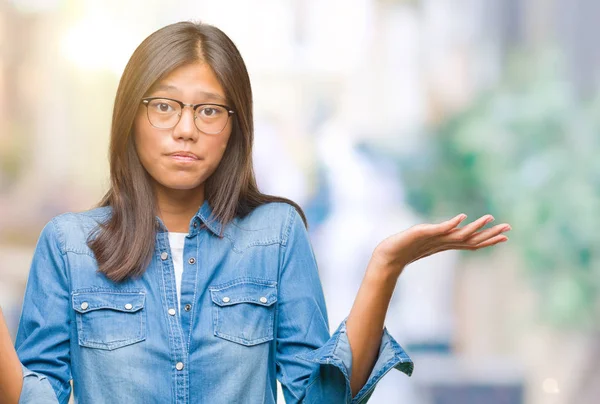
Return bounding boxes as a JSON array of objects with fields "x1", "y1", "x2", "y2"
[
  {"x1": 210, "y1": 279, "x2": 277, "y2": 307},
  {"x1": 72, "y1": 290, "x2": 145, "y2": 314}
]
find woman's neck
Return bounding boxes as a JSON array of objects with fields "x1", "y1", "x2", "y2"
[{"x1": 155, "y1": 184, "x2": 205, "y2": 233}]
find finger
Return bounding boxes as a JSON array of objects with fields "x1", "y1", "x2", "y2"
[
  {"x1": 409, "y1": 232, "x2": 509, "y2": 264},
  {"x1": 412, "y1": 214, "x2": 467, "y2": 238},
  {"x1": 465, "y1": 223, "x2": 511, "y2": 245},
  {"x1": 452, "y1": 214, "x2": 495, "y2": 240},
  {"x1": 436, "y1": 214, "x2": 468, "y2": 235},
  {"x1": 467, "y1": 234, "x2": 508, "y2": 250}
]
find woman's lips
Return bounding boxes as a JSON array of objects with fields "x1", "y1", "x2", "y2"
[
  {"x1": 171, "y1": 155, "x2": 198, "y2": 162},
  {"x1": 168, "y1": 152, "x2": 200, "y2": 162}
]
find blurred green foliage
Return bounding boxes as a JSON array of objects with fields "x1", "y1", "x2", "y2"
[
  {"x1": 400, "y1": 51, "x2": 600, "y2": 329},
  {"x1": 0, "y1": 123, "x2": 26, "y2": 192}
]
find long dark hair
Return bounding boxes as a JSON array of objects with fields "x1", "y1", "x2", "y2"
[{"x1": 89, "y1": 21, "x2": 306, "y2": 283}]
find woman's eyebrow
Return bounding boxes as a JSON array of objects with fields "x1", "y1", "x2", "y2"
[
  {"x1": 196, "y1": 91, "x2": 226, "y2": 103},
  {"x1": 152, "y1": 84, "x2": 226, "y2": 103}
]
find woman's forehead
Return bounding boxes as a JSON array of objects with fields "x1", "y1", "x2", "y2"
[{"x1": 149, "y1": 62, "x2": 226, "y2": 102}]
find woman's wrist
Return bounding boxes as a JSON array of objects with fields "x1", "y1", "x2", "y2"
[{"x1": 368, "y1": 250, "x2": 406, "y2": 281}]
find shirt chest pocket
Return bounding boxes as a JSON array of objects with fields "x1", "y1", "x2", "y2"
[
  {"x1": 72, "y1": 290, "x2": 146, "y2": 350},
  {"x1": 209, "y1": 279, "x2": 277, "y2": 346}
]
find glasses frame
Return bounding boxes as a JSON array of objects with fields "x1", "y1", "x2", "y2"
[{"x1": 141, "y1": 96, "x2": 235, "y2": 134}]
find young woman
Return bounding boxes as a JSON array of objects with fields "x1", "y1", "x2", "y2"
[{"x1": 0, "y1": 21, "x2": 511, "y2": 404}]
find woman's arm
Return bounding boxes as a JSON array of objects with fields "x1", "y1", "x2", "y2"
[
  {"x1": 0, "y1": 308, "x2": 23, "y2": 404},
  {"x1": 276, "y1": 206, "x2": 412, "y2": 403},
  {"x1": 13, "y1": 219, "x2": 72, "y2": 404},
  {"x1": 345, "y1": 214, "x2": 511, "y2": 397}
]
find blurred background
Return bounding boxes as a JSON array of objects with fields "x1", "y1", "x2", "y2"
[{"x1": 1, "y1": 0, "x2": 599, "y2": 403}]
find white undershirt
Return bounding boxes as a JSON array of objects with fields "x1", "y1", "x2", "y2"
[{"x1": 167, "y1": 232, "x2": 187, "y2": 313}]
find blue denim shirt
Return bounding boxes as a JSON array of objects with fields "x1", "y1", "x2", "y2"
[{"x1": 15, "y1": 201, "x2": 413, "y2": 404}]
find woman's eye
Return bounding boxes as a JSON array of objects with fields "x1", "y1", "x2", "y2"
[
  {"x1": 157, "y1": 103, "x2": 172, "y2": 112},
  {"x1": 149, "y1": 101, "x2": 175, "y2": 113},
  {"x1": 199, "y1": 107, "x2": 224, "y2": 118}
]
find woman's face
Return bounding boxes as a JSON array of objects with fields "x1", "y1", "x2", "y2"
[{"x1": 133, "y1": 61, "x2": 232, "y2": 195}]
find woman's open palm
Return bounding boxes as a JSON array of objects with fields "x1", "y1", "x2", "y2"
[{"x1": 372, "y1": 214, "x2": 512, "y2": 275}]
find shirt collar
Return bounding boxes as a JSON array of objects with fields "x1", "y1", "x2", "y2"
[
  {"x1": 194, "y1": 199, "x2": 223, "y2": 236},
  {"x1": 154, "y1": 200, "x2": 223, "y2": 237}
]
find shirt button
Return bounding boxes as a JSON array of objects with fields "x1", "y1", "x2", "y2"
[
  {"x1": 160, "y1": 252, "x2": 168, "y2": 260},
  {"x1": 193, "y1": 222, "x2": 198, "y2": 228},
  {"x1": 188, "y1": 257, "x2": 196, "y2": 265},
  {"x1": 184, "y1": 304, "x2": 192, "y2": 312},
  {"x1": 222, "y1": 297, "x2": 230, "y2": 303},
  {"x1": 124, "y1": 303, "x2": 133, "y2": 310},
  {"x1": 168, "y1": 308, "x2": 176, "y2": 316},
  {"x1": 80, "y1": 302, "x2": 89, "y2": 310},
  {"x1": 175, "y1": 362, "x2": 184, "y2": 371},
  {"x1": 259, "y1": 297, "x2": 268, "y2": 304}
]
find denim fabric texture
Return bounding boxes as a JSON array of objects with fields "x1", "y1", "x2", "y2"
[{"x1": 15, "y1": 201, "x2": 413, "y2": 403}]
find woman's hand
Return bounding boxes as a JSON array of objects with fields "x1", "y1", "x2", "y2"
[
  {"x1": 347, "y1": 213, "x2": 511, "y2": 396},
  {"x1": 370, "y1": 214, "x2": 511, "y2": 278},
  {"x1": 0, "y1": 307, "x2": 23, "y2": 404}
]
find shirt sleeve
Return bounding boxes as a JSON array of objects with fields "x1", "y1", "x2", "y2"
[
  {"x1": 275, "y1": 206, "x2": 413, "y2": 403},
  {"x1": 19, "y1": 363, "x2": 60, "y2": 404},
  {"x1": 15, "y1": 219, "x2": 71, "y2": 404}
]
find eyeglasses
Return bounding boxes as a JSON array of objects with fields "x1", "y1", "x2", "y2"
[{"x1": 141, "y1": 97, "x2": 235, "y2": 135}]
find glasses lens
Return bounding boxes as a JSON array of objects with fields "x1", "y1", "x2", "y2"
[
  {"x1": 146, "y1": 99, "x2": 181, "y2": 128},
  {"x1": 195, "y1": 105, "x2": 230, "y2": 134}
]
